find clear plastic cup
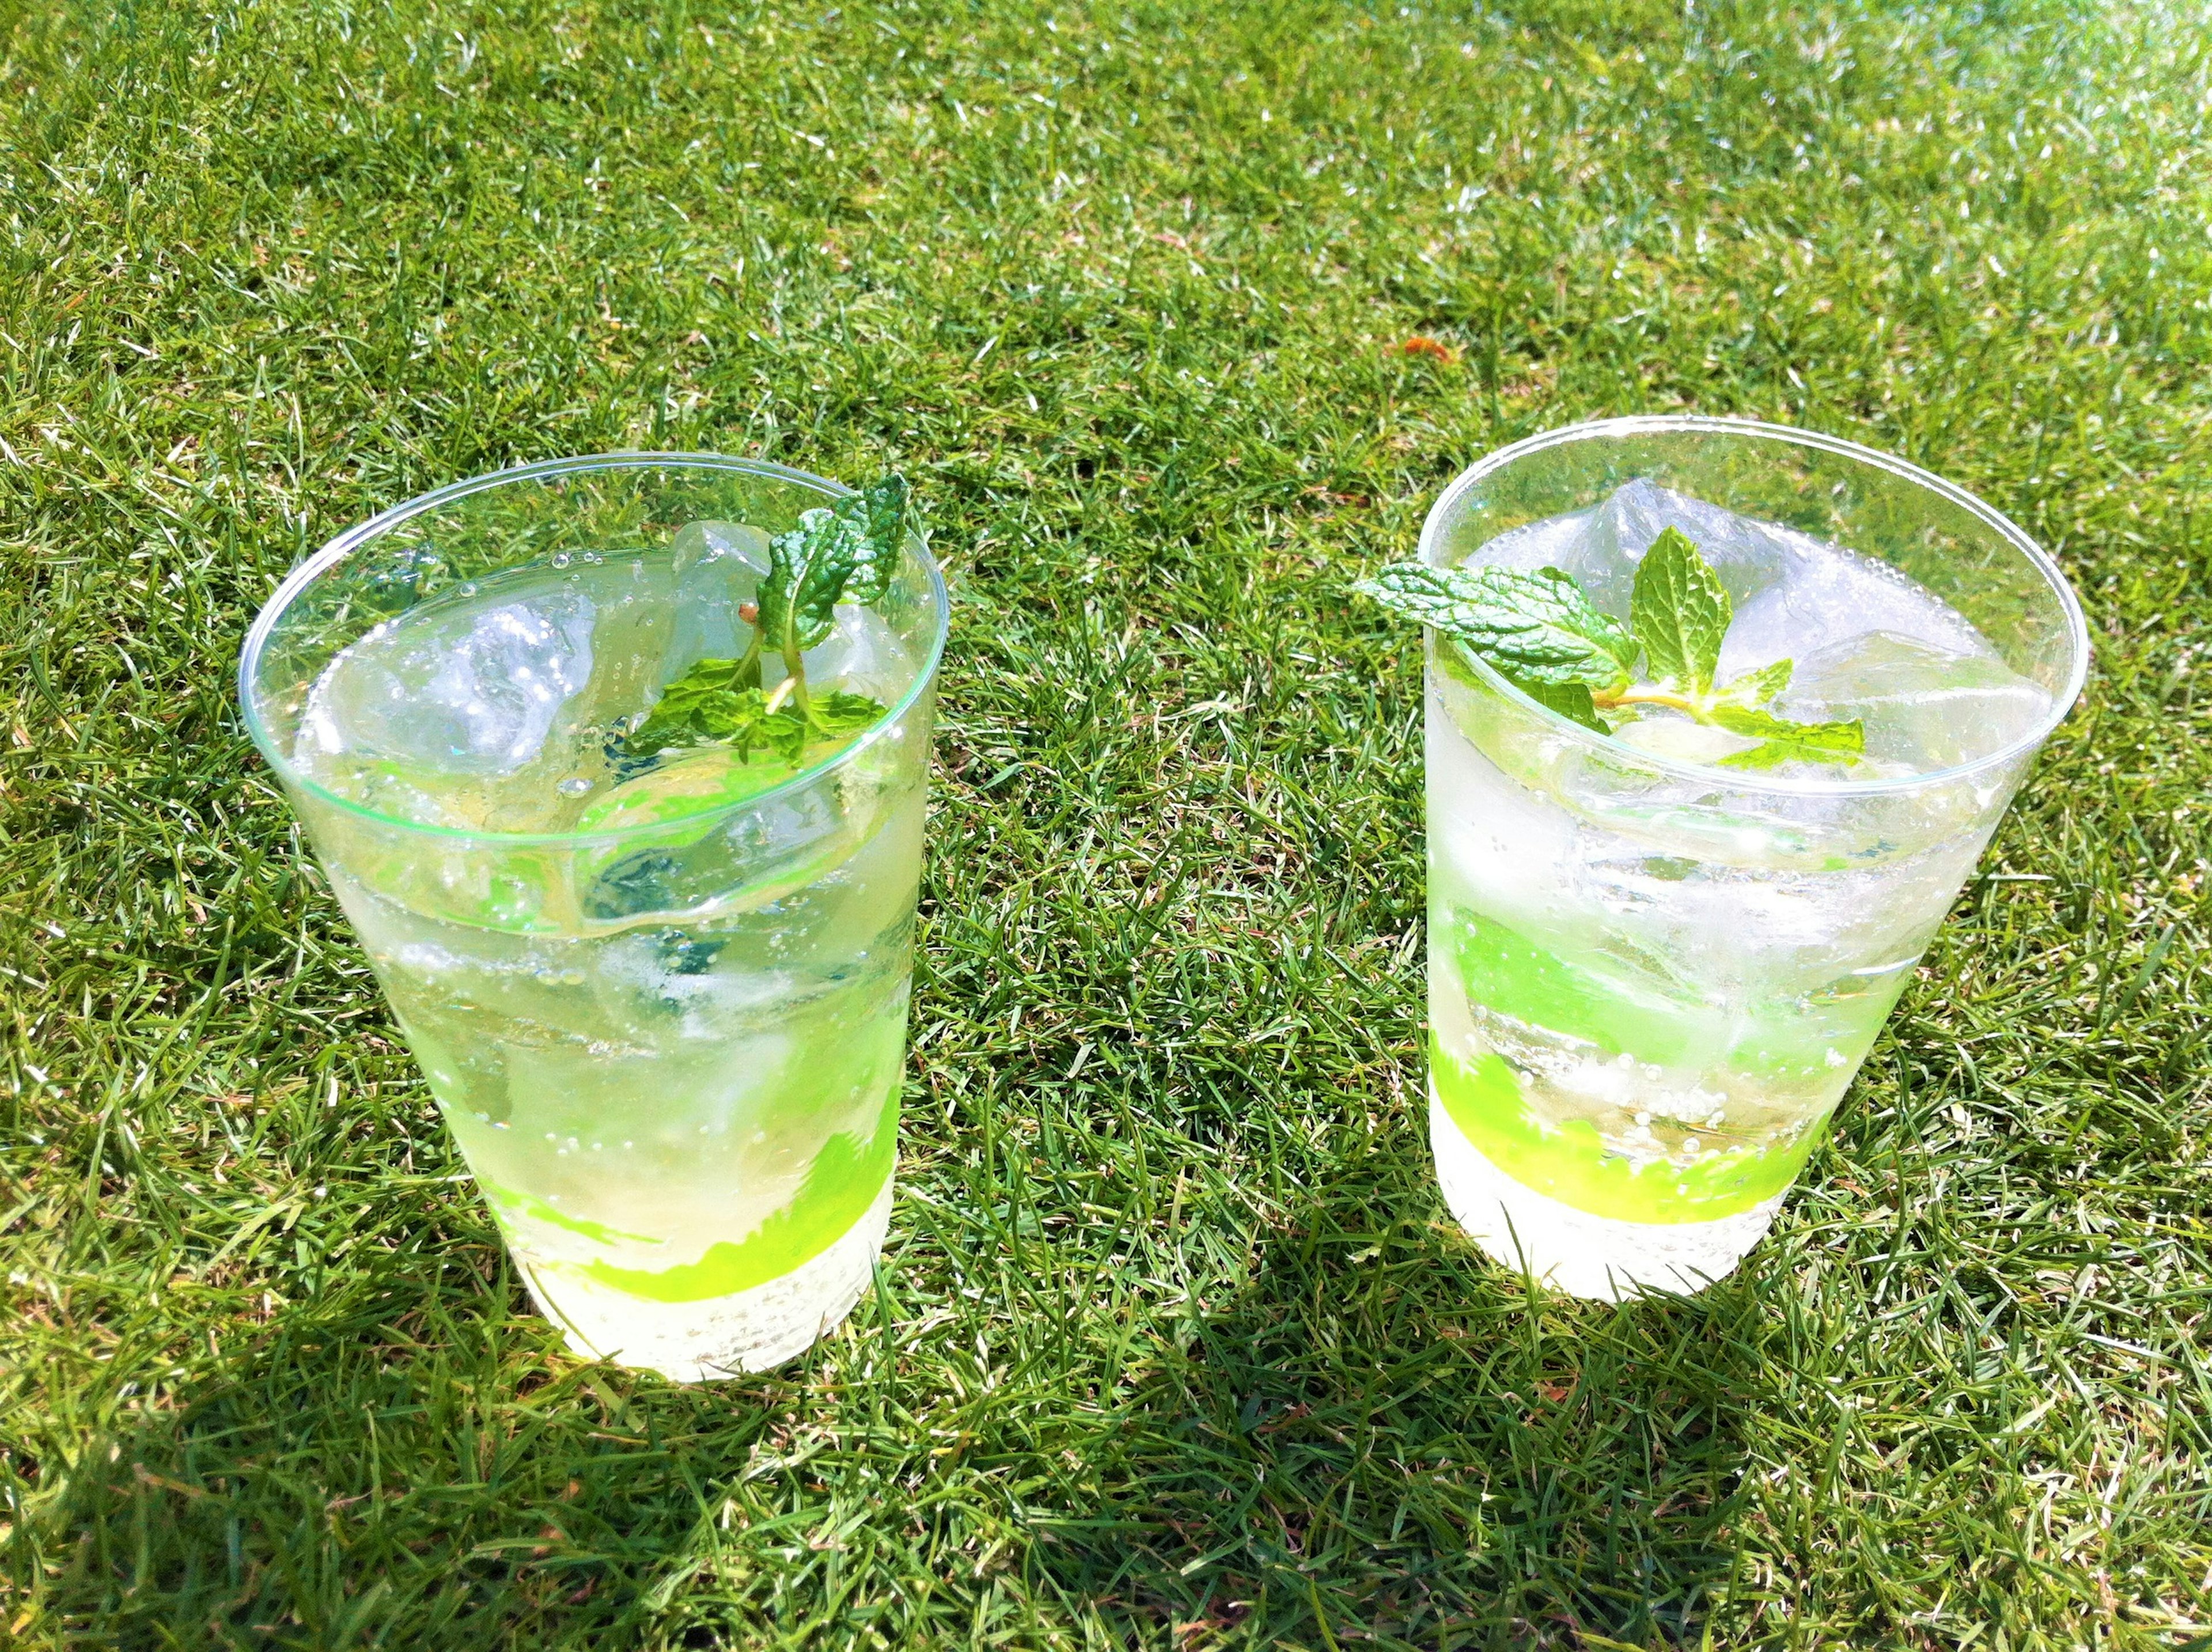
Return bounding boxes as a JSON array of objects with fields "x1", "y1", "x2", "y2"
[
  {"x1": 241, "y1": 454, "x2": 947, "y2": 1377},
  {"x1": 1418, "y1": 417, "x2": 2088, "y2": 1298}
]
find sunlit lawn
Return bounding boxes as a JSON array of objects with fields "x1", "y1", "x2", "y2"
[{"x1": 2, "y1": 0, "x2": 2208, "y2": 1646}]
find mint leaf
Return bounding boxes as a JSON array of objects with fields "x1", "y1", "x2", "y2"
[
  {"x1": 808, "y1": 690, "x2": 890, "y2": 739},
  {"x1": 1631, "y1": 526, "x2": 1730, "y2": 694},
  {"x1": 841, "y1": 475, "x2": 908, "y2": 607},
  {"x1": 1358, "y1": 562, "x2": 1637, "y2": 691},
  {"x1": 757, "y1": 507, "x2": 861, "y2": 657},
  {"x1": 1706, "y1": 704, "x2": 1864, "y2": 748},
  {"x1": 624, "y1": 661, "x2": 890, "y2": 768},
  {"x1": 1714, "y1": 740, "x2": 1851, "y2": 771},
  {"x1": 1353, "y1": 562, "x2": 1480, "y2": 629},
  {"x1": 626, "y1": 660, "x2": 764, "y2": 755},
  {"x1": 1709, "y1": 703, "x2": 1865, "y2": 770},
  {"x1": 757, "y1": 476, "x2": 911, "y2": 659},
  {"x1": 1497, "y1": 668, "x2": 1610, "y2": 734},
  {"x1": 763, "y1": 705, "x2": 809, "y2": 766},
  {"x1": 1725, "y1": 657, "x2": 1793, "y2": 707},
  {"x1": 759, "y1": 690, "x2": 885, "y2": 764}
]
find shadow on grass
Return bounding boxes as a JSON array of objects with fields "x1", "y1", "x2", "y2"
[
  {"x1": 3, "y1": 1227, "x2": 794, "y2": 1650},
  {"x1": 1016, "y1": 1149, "x2": 1768, "y2": 1651},
  {"x1": 10, "y1": 1153, "x2": 1771, "y2": 1651}
]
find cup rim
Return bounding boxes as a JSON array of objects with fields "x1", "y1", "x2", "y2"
[
  {"x1": 1416, "y1": 414, "x2": 2092, "y2": 797},
  {"x1": 237, "y1": 450, "x2": 951, "y2": 846}
]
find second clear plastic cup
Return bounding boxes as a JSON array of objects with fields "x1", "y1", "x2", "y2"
[{"x1": 1418, "y1": 418, "x2": 2088, "y2": 1298}]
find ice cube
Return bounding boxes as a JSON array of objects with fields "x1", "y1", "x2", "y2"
[
  {"x1": 575, "y1": 748, "x2": 799, "y2": 837},
  {"x1": 1456, "y1": 503, "x2": 1601, "y2": 585},
  {"x1": 299, "y1": 591, "x2": 597, "y2": 776},
  {"x1": 589, "y1": 922, "x2": 796, "y2": 1040},
  {"x1": 1471, "y1": 480, "x2": 1999, "y2": 682},
  {"x1": 671, "y1": 520, "x2": 771, "y2": 579},
  {"x1": 1426, "y1": 700, "x2": 1583, "y2": 931},
  {"x1": 574, "y1": 749, "x2": 856, "y2": 924},
  {"x1": 1580, "y1": 479, "x2": 1796, "y2": 619},
  {"x1": 666, "y1": 521, "x2": 772, "y2": 675},
  {"x1": 1721, "y1": 541, "x2": 1988, "y2": 683},
  {"x1": 1471, "y1": 480, "x2": 1823, "y2": 628},
  {"x1": 1775, "y1": 630, "x2": 2050, "y2": 770},
  {"x1": 328, "y1": 759, "x2": 483, "y2": 828}
]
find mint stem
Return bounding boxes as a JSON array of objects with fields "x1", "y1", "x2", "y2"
[
  {"x1": 732, "y1": 604, "x2": 766, "y2": 691},
  {"x1": 1596, "y1": 683, "x2": 1754, "y2": 727},
  {"x1": 782, "y1": 646, "x2": 813, "y2": 729},
  {"x1": 1594, "y1": 685, "x2": 1706, "y2": 717}
]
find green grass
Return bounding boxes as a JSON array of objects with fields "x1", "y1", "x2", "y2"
[{"x1": 2, "y1": 0, "x2": 2209, "y2": 1645}]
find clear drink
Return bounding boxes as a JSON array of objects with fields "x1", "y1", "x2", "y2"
[
  {"x1": 241, "y1": 456, "x2": 946, "y2": 1377},
  {"x1": 1417, "y1": 421, "x2": 2086, "y2": 1298}
]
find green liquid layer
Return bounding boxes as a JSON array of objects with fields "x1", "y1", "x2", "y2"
[
  {"x1": 1432, "y1": 907, "x2": 1892, "y2": 1223},
  {"x1": 1438, "y1": 900, "x2": 1902, "y2": 1092},
  {"x1": 1431, "y1": 1041, "x2": 1819, "y2": 1224},
  {"x1": 482, "y1": 1182, "x2": 664, "y2": 1249},
  {"x1": 557, "y1": 1088, "x2": 899, "y2": 1303}
]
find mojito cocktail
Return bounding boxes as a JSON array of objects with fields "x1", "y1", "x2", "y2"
[
  {"x1": 241, "y1": 456, "x2": 946, "y2": 1377},
  {"x1": 1378, "y1": 419, "x2": 2086, "y2": 1298}
]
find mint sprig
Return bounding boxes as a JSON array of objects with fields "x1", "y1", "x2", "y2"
[
  {"x1": 620, "y1": 473, "x2": 911, "y2": 767},
  {"x1": 1358, "y1": 525, "x2": 1865, "y2": 770},
  {"x1": 754, "y1": 475, "x2": 907, "y2": 719}
]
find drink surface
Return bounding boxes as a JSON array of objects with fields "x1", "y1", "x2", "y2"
[
  {"x1": 293, "y1": 532, "x2": 922, "y2": 1373},
  {"x1": 294, "y1": 522, "x2": 909, "y2": 833},
  {"x1": 1429, "y1": 482, "x2": 2048, "y2": 1282}
]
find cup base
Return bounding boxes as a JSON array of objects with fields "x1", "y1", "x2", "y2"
[
  {"x1": 517, "y1": 1171, "x2": 895, "y2": 1380},
  {"x1": 1430, "y1": 1092, "x2": 1782, "y2": 1299}
]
